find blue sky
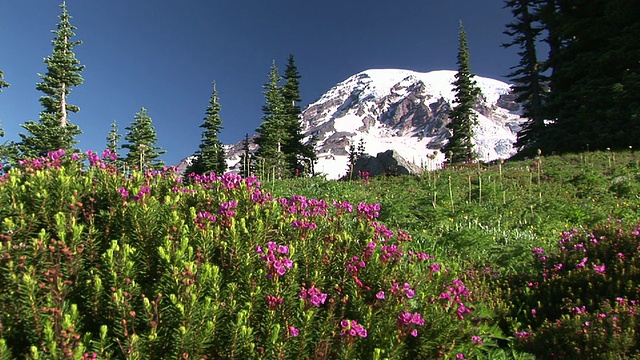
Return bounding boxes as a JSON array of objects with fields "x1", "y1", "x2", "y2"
[{"x1": 0, "y1": 0, "x2": 519, "y2": 165}]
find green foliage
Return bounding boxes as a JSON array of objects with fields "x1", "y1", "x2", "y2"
[
  {"x1": 18, "y1": 2, "x2": 84, "y2": 158},
  {"x1": 526, "y1": 0, "x2": 640, "y2": 154},
  {"x1": 0, "y1": 151, "x2": 517, "y2": 359},
  {"x1": 255, "y1": 57, "x2": 315, "y2": 180},
  {"x1": 501, "y1": 220, "x2": 640, "y2": 358},
  {"x1": 281, "y1": 55, "x2": 316, "y2": 177},
  {"x1": 105, "y1": 120, "x2": 122, "y2": 155},
  {"x1": 502, "y1": 0, "x2": 548, "y2": 155},
  {"x1": 255, "y1": 61, "x2": 289, "y2": 180},
  {"x1": 1, "y1": 150, "x2": 638, "y2": 358},
  {"x1": 122, "y1": 108, "x2": 165, "y2": 171},
  {"x1": 443, "y1": 22, "x2": 482, "y2": 164},
  {"x1": 238, "y1": 133, "x2": 254, "y2": 178},
  {"x1": 186, "y1": 82, "x2": 226, "y2": 176}
]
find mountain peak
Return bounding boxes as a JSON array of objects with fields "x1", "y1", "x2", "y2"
[{"x1": 222, "y1": 68, "x2": 524, "y2": 180}]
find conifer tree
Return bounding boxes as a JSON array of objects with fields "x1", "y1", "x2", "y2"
[
  {"x1": 443, "y1": 22, "x2": 481, "y2": 164},
  {"x1": 503, "y1": 0, "x2": 548, "y2": 155},
  {"x1": 238, "y1": 133, "x2": 254, "y2": 178},
  {"x1": 186, "y1": 82, "x2": 226, "y2": 175},
  {"x1": 122, "y1": 108, "x2": 165, "y2": 170},
  {"x1": 281, "y1": 55, "x2": 316, "y2": 176},
  {"x1": 106, "y1": 120, "x2": 122, "y2": 154},
  {"x1": 254, "y1": 61, "x2": 289, "y2": 180},
  {"x1": 18, "y1": 1, "x2": 84, "y2": 158},
  {"x1": 0, "y1": 71, "x2": 15, "y2": 167},
  {"x1": 525, "y1": 0, "x2": 640, "y2": 152}
]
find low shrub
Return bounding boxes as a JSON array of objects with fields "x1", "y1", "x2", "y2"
[
  {"x1": 0, "y1": 150, "x2": 508, "y2": 359},
  {"x1": 501, "y1": 219, "x2": 640, "y2": 358}
]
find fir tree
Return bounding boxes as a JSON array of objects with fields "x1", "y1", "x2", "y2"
[
  {"x1": 443, "y1": 22, "x2": 481, "y2": 164},
  {"x1": 503, "y1": 0, "x2": 548, "y2": 155},
  {"x1": 238, "y1": 133, "x2": 254, "y2": 178},
  {"x1": 532, "y1": 0, "x2": 640, "y2": 152},
  {"x1": 281, "y1": 55, "x2": 315, "y2": 176},
  {"x1": 254, "y1": 61, "x2": 289, "y2": 180},
  {"x1": 122, "y1": 108, "x2": 165, "y2": 170},
  {"x1": 186, "y1": 82, "x2": 226, "y2": 175},
  {"x1": 0, "y1": 71, "x2": 15, "y2": 167},
  {"x1": 18, "y1": 1, "x2": 84, "y2": 158},
  {"x1": 106, "y1": 120, "x2": 122, "y2": 154}
]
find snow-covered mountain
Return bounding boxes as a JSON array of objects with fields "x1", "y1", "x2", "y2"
[{"x1": 205, "y1": 69, "x2": 524, "y2": 179}]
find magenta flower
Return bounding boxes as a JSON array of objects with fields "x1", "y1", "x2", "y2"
[
  {"x1": 340, "y1": 319, "x2": 367, "y2": 338},
  {"x1": 289, "y1": 326, "x2": 299, "y2": 337},
  {"x1": 471, "y1": 335, "x2": 483, "y2": 345},
  {"x1": 397, "y1": 311, "x2": 425, "y2": 337},
  {"x1": 593, "y1": 263, "x2": 606, "y2": 274},
  {"x1": 266, "y1": 294, "x2": 283, "y2": 310},
  {"x1": 258, "y1": 241, "x2": 294, "y2": 278},
  {"x1": 576, "y1": 257, "x2": 588, "y2": 268},
  {"x1": 218, "y1": 200, "x2": 238, "y2": 217},
  {"x1": 300, "y1": 285, "x2": 327, "y2": 307},
  {"x1": 118, "y1": 187, "x2": 129, "y2": 199},
  {"x1": 376, "y1": 291, "x2": 385, "y2": 300}
]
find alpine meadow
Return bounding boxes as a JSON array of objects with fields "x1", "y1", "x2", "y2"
[{"x1": 0, "y1": 1, "x2": 639, "y2": 359}]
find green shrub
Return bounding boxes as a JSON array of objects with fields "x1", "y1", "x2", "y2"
[
  {"x1": 0, "y1": 150, "x2": 506, "y2": 359},
  {"x1": 502, "y1": 219, "x2": 640, "y2": 358}
]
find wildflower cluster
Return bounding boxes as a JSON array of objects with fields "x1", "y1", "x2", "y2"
[
  {"x1": 217, "y1": 200, "x2": 238, "y2": 217},
  {"x1": 438, "y1": 278, "x2": 473, "y2": 319},
  {"x1": 18, "y1": 149, "x2": 67, "y2": 170},
  {"x1": 266, "y1": 294, "x2": 283, "y2": 310},
  {"x1": 194, "y1": 211, "x2": 217, "y2": 229},
  {"x1": 506, "y1": 219, "x2": 640, "y2": 358},
  {"x1": 257, "y1": 241, "x2": 294, "y2": 279},
  {"x1": 339, "y1": 319, "x2": 367, "y2": 339},
  {"x1": 299, "y1": 284, "x2": 328, "y2": 307},
  {"x1": 356, "y1": 201, "x2": 381, "y2": 221},
  {"x1": 397, "y1": 311, "x2": 425, "y2": 337},
  {"x1": 279, "y1": 195, "x2": 330, "y2": 217},
  {"x1": 389, "y1": 282, "x2": 416, "y2": 300}
]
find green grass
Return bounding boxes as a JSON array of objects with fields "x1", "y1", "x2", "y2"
[{"x1": 265, "y1": 150, "x2": 640, "y2": 274}]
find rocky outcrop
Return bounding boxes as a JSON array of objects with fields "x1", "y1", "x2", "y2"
[{"x1": 352, "y1": 150, "x2": 423, "y2": 177}]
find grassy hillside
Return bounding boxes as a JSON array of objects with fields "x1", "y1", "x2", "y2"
[
  {"x1": 0, "y1": 149, "x2": 638, "y2": 359},
  {"x1": 266, "y1": 150, "x2": 640, "y2": 273}
]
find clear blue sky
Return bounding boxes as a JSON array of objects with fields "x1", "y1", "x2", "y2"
[{"x1": 0, "y1": 0, "x2": 519, "y2": 165}]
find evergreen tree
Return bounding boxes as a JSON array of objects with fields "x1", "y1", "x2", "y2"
[
  {"x1": 122, "y1": 108, "x2": 165, "y2": 170},
  {"x1": 503, "y1": 0, "x2": 548, "y2": 155},
  {"x1": 238, "y1": 133, "x2": 254, "y2": 178},
  {"x1": 0, "y1": 71, "x2": 16, "y2": 167},
  {"x1": 443, "y1": 22, "x2": 482, "y2": 164},
  {"x1": 531, "y1": 0, "x2": 640, "y2": 153},
  {"x1": 186, "y1": 82, "x2": 226, "y2": 175},
  {"x1": 18, "y1": 1, "x2": 84, "y2": 158},
  {"x1": 281, "y1": 55, "x2": 316, "y2": 176},
  {"x1": 106, "y1": 120, "x2": 122, "y2": 154},
  {"x1": 254, "y1": 61, "x2": 289, "y2": 180}
]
